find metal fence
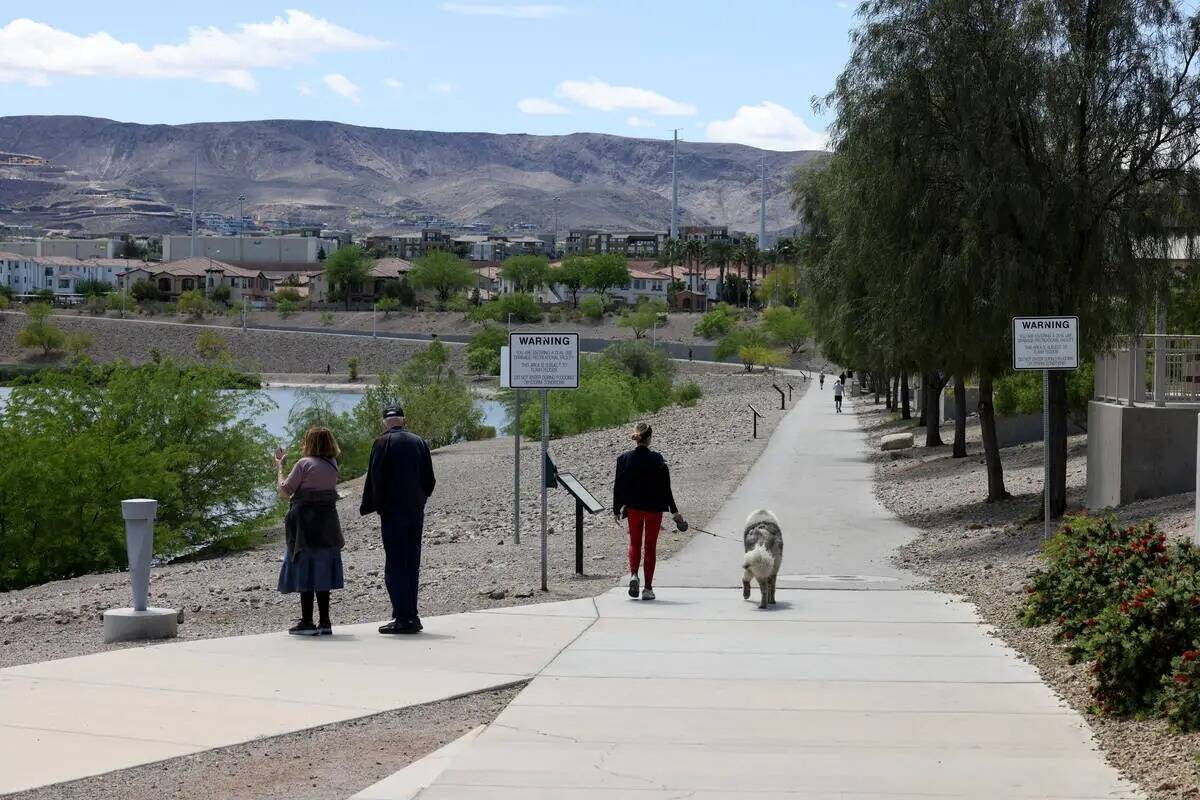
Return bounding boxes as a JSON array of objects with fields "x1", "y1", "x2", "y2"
[{"x1": 1095, "y1": 334, "x2": 1200, "y2": 405}]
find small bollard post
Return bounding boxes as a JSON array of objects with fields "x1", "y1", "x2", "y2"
[
  {"x1": 575, "y1": 497, "x2": 584, "y2": 576},
  {"x1": 102, "y1": 499, "x2": 178, "y2": 643},
  {"x1": 787, "y1": 382, "x2": 795, "y2": 401},
  {"x1": 748, "y1": 404, "x2": 763, "y2": 438},
  {"x1": 772, "y1": 384, "x2": 786, "y2": 410}
]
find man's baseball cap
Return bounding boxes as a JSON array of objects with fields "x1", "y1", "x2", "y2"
[{"x1": 382, "y1": 405, "x2": 405, "y2": 419}]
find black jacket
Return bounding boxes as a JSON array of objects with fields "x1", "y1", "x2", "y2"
[
  {"x1": 285, "y1": 488, "x2": 344, "y2": 561},
  {"x1": 359, "y1": 428, "x2": 436, "y2": 517},
  {"x1": 613, "y1": 447, "x2": 678, "y2": 515}
]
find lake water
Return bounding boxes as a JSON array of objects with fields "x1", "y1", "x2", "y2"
[{"x1": 0, "y1": 386, "x2": 511, "y2": 442}]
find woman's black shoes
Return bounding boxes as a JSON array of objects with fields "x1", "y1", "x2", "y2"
[
  {"x1": 378, "y1": 618, "x2": 422, "y2": 635},
  {"x1": 316, "y1": 621, "x2": 332, "y2": 636},
  {"x1": 288, "y1": 621, "x2": 319, "y2": 636}
]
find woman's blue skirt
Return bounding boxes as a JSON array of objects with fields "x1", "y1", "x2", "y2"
[{"x1": 278, "y1": 546, "x2": 345, "y2": 593}]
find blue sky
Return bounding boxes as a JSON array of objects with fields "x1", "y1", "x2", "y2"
[{"x1": 0, "y1": 2, "x2": 857, "y2": 150}]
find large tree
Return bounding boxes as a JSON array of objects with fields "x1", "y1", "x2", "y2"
[
  {"x1": 584, "y1": 253, "x2": 631, "y2": 304},
  {"x1": 551, "y1": 256, "x2": 591, "y2": 308},
  {"x1": 410, "y1": 250, "x2": 475, "y2": 306},
  {"x1": 500, "y1": 254, "x2": 551, "y2": 294},
  {"x1": 323, "y1": 245, "x2": 372, "y2": 310}
]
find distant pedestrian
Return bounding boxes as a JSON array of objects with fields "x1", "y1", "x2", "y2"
[
  {"x1": 833, "y1": 379, "x2": 844, "y2": 413},
  {"x1": 360, "y1": 406, "x2": 436, "y2": 635},
  {"x1": 688, "y1": 347, "x2": 693, "y2": 362},
  {"x1": 819, "y1": 372, "x2": 825, "y2": 390},
  {"x1": 325, "y1": 364, "x2": 331, "y2": 375},
  {"x1": 275, "y1": 427, "x2": 345, "y2": 636},
  {"x1": 613, "y1": 422, "x2": 683, "y2": 602},
  {"x1": 839, "y1": 371, "x2": 847, "y2": 385}
]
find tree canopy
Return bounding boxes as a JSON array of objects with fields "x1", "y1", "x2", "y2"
[
  {"x1": 410, "y1": 251, "x2": 475, "y2": 305},
  {"x1": 323, "y1": 245, "x2": 372, "y2": 309},
  {"x1": 500, "y1": 254, "x2": 551, "y2": 293}
]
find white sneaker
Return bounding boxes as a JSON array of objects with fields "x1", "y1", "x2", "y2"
[
  {"x1": 628, "y1": 574, "x2": 640, "y2": 598},
  {"x1": 641, "y1": 588, "x2": 656, "y2": 601}
]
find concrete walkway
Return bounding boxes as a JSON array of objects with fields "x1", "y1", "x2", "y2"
[{"x1": 368, "y1": 386, "x2": 1140, "y2": 799}]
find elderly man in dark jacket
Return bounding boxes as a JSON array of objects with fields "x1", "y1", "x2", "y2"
[{"x1": 360, "y1": 406, "x2": 436, "y2": 634}]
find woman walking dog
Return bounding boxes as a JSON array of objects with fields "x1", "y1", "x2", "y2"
[
  {"x1": 613, "y1": 422, "x2": 683, "y2": 601},
  {"x1": 275, "y1": 427, "x2": 345, "y2": 636}
]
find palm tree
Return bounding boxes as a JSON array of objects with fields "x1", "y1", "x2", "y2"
[
  {"x1": 706, "y1": 240, "x2": 734, "y2": 301},
  {"x1": 683, "y1": 239, "x2": 704, "y2": 293},
  {"x1": 738, "y1": 236, "x2": 759, "y2": 307}
]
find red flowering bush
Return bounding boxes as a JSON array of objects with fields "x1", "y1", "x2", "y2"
[
  {"x1": 1160, "y1": 648, "x2": 1200, "y2": 731},
  {"x1": 1088, "y1": 557, "x2": 1200, "y2": 716},
  {"x1": 1022, "y1": 515, "x2": 1170, "y2": 661}
]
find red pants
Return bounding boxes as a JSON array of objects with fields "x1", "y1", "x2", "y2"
[{"x1": 627, "y1": 509, "x2": 663, "y2": 589}]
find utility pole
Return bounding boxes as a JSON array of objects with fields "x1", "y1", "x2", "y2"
[
  {"x1": 670, "y1": 130, "x2": 679, "y2": 240},
  {"x1": 759, "y1": 156, "x2": 767, "y2": 253},
  {"x1": 553, "y1": 196, "x2": 560, "y2": 256},
  {"x1": 190, "y1": 152, "x2": 198, "y2": 258}
]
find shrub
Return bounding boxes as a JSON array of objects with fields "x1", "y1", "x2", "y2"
[
  {"x1": 82, "y1": 295, "x2": 108, "y2": 316},
  {"x1": 64, "y1": 331, "x2": 94, "y2": 364},
  {"x1": 994, "y1": 363, "x2": 1094, "y2": 418},
  {"x1": 177, "y1": 290, "x2": 211, "y2": 320},
  {"x1": 446, "y1": 293, "x2": 473, "y2": 313},
  {"x1": 320, "y1": 311, "x2": 335, "y2": 327},
  {"x1": 472, "y1": 293, "x2": 543, "y2": 324},
  {"x1": 16, "y1": 303, "x2": 64, "y2": 355},
  {"x1": 131, "y1": 279, "x2": 160, "y2": 303},
  {"x1": 106, "y1": 291, "x2": 133, "y2": 314},
  {"x1": 210, "y1": 285, "x2": 232, "y2": 305},
  {"x1": 1160, "y1": 648, "x2": 1200, "y2": 731},
  {"x1": 75, "y1": 279, "x2": 113, "y2": 297},
  {"x1": 694, "y1": 306, "x2": 736, "y2": 338},
  {"x1": 347, "y1": 357, "x2": 360, "y2": 382},
  {"x1": 0, "y1": 363, "x2": 275, "y2": 589},
  {"x1": 195, "y1": 330, "x2": 231, "y2": 362},
  {"x1": 381, "y1": 277, "x2": 416, "y2": 306},
  {"x1": 273, "y1": 287, "x2": 302, "y2": 303},
  {"x1": 33, "y1": 288, "x2": 55, "y2": 303},
  {"x1": 548, "y1": 309, "x2": 563, "y2": 323},
  {"x1": 580, "y1": 295, "x2": 604, "y2": 320},
  {"x1": 377, "y1": 297, "x2": 401, "y2": 318},
  {"x1": 716, "y1": 327, "x2": 774, "y2": 369},
  {"x1": 0, "y1": 293, "x2": 9, "y2": 310},
  {"x1": 466, "y1": 322, "x2": 507, "y2": 376},
  {"x1": 276, "y1": 298, "x2": 298, "y2": 319},
  {"x1": 619, "y1": 299, "x2": 667, "y2": 339},
  {"x1": 1022, "y1": 516, "x2": 1171, "y2": 658},
  {"x1": 674, "y1": 380, "x2": 703, "y2": 407},
  {"x1": 0, "y1": 284, "x2": 13, "y2": 300}
]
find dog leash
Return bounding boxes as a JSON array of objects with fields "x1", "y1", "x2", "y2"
[{"x1": 677, "y1": 521, "x2": 742, "y2": 542}]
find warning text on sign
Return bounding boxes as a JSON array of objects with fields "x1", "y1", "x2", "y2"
[
  {"x1": 509, "y1": 333, "x2": 580, "y2": 389},
  {"x1": 1012, "y1": 316, "x2": 1079, "y2": 371}
]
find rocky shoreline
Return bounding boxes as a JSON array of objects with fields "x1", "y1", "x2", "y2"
[
  {"x1": 0, "y1": 363, "x2": 799, "y2": 668},
  {"x1": 859, "y1": 397, "x2": 1198, "y2": 799}
]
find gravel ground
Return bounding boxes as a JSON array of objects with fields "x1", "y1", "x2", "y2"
[
  {"x1": 0, "y1": 363, "x2": 795, "y2": 668},
  {"x1": 860, "y1": 398, "x2": 1197, "y2": 799},
  {"x1": 0, "y1": 312, "x2": 450, "y2": 374},
  {"x1": 5, "y1": 684, "x2": 523, "y2": 800}
]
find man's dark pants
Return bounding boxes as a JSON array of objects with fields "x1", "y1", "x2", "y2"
[{"x1": 380, "y1": 511, "x2": 424, "y2": 622}]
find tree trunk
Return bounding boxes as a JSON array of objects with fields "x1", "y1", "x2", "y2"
[
  {"x1": 886, "y1": 374, "x2": 895, "y2": 410},
  {"x1": 891, "y1": 375, "x2": 900, "y2": 415},
  {"x1": 952, "y1": 375, "x2": 967, "y2": 458},
  {"x1": 901, "y1": 373, "x2": 911, "y2": 420},
  {"x1": 1047, "y1": 370, "x2": 1068, "y2": 518},
  {"x1": 978, "y1": 374, "x2": 1010, "y2": 501},
  {"x1": 924, "y1": 372, "x2": 945, "y2": 447},
  {"x1": 874, "y1": 373, "x2": 881, "y2": 405},
  {"x1": 917, "y1": 379, "x2": 927, "y2": 427}
]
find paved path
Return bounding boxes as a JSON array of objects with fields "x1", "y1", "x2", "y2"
[{"x1": 369, "y1": 386, "x2": 1140, "y2": 799}]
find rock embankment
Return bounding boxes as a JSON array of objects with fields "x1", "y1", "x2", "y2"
[
  {"x1": 0, "y1": 312, "x2": 455, "y2": 374},
  {"x1": 0, "y1": 363, "x2": 802, "y2": 667}
]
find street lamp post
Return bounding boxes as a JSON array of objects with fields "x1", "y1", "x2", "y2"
[
  {"x1": 373, "y1": 303, "x2": 378, "y2": 338},
  {"x1": 242, "y1": 296, "x2": 248, "y2": 332}
]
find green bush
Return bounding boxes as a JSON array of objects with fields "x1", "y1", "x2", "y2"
[
  {"x1": 210, "y1": 285, "x2": 232, "y2": 305},
  {"x1": 377, "y1": 297, "x2": 401, "y2": 318},
  {"x1": 994, "y1": 362, "x2": 1094, "y2": 417},
  {"x1": 177, "y1": 290, "x2": 211, "y2": 320},
  {"x1": 446, "y1": 293, "x2": 472, "y2": 313},
  {"x1": 16, "y1": 303, "x2": 64, "y2": 355},
  {"x1": 320, "y1": 311, "x2": 335, "y2": 327},
  {"x1": 75, "y1": 279, "x2": 113, "y2": 297},
  {"x1": 472, "y1": 293, "x2": 543, "y2": 324},
  {"x1": 131, "y1": 279, "x2": 160, "y2": 303},
  {"x1": 674, "y1": 380, "x2": 703, "y2": 407},
  {"x1": 694, "y1": 306, "x2": 736, "y2": 339},
  {"x1": 276, "y1": 298, "x2": 298, "y2": 319},
  {"x1": 0, "y1": 284, "x2": 13, "y2": 300},
  {"x1": 466, "y1": 323, "x2": 506, "y2": 376},
  {"x1": 580, "y1": 295, "x2": 604, "y2": 320},
  {"x1": 0, "y1": 362, "x2": 275, "y2": 589},
  {"x1": 1160, "y1": 648, "x2": 1200, "y2": 731},
  {"x1": 548, "y1": 309, "x2": 563, "y2": 323},
  {"x1": 347, "y1": 357, "x2": 360, "y2": 382},
  {"x1": 83, "y1": 295, "x2": 108, "y2": 316},
  {"x1": 273, "y1": 287, "x2": 302, "y2": 303}
]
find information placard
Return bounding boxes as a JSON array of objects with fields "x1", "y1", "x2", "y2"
[
  {"x1": 509, "y1": 332, "x2": 580, "y2": 389},
  {"x1": 1012, "y1": 317, "x2": 1079, "y2": 371}
]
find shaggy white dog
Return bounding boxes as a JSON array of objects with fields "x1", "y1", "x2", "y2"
[{"x1": 742, "y1": 509, "x2": 784, "y2": 609}]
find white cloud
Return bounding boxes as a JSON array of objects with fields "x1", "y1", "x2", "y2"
[
  {"x1": 384, "y1": 77, "x2": 404, "y2": 90},
  {"x1": 0, "y1": 11, "x2": 386, "y2": 90},
  {"x1": 322, "y1": 73, "x2": 361, "y2": 102},
  {"x1": 439, "y1": 3, "x2": 566, "y2": 18},
  {"x1": 297, "y1": 82, "x2": 313, "y2": 96},
  {"x1": 557, "y1": 79, "x2": 695, "y2": 116},
  {"x1": 429, "y1": 80, "x2": 455, "y2": 94},
  {"x1": 626, "y1": 116, "x2": 655, "y2": 128},
  {"x1": 705, "y1": 101, "x2": 829, "y2": 151},
  {"x1": 518, "y1": 97, "x2": 569, "y2": 115}
]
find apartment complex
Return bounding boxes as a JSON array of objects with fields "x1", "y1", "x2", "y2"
[
  {"x1": 0, "y1": 238, "x2": 117, "y2": 259},
  {"x1": 565, "y1": 230, "x2": 666, "y2": 258},
  {"x1": 0, "y1": 252, "x2": 131, "y2": 297},
  {"x1": 116, "y1": 258, "x2": 272, "y2": 303},
  {"x1": 365, "y1": 230, "x2": 554, "y2": 262}
]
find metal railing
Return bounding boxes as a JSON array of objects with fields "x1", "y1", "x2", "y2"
[{"x1": 1095, "y1": 334, "x2": 1200, "y2": 405}]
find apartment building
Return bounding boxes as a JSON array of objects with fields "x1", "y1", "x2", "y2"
[
  {"x1": 0, "y1": 252, "x2": 129, "y2": 296},
  {"x1": 117, "y1": 258, "x2": 272, "y2": 302},
  {"x1": 0, "y1": 238, "x2": 117, "y2": 259},
  {"x1": 161, "y1": 235, "x2": 340, "y2": 264}
]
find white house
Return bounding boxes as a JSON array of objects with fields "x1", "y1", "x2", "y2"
[{"x1": 0, "y1": 252, "x2": 127, "y2": 297}]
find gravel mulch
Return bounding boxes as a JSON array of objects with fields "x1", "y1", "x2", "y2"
[
  {"x1": 5, "y1": 685, "x2": 523, "y2": 800},
  {"x1": 0, "y1": 363, "x2": 794, "y2": 668},
  {"x1": 860, "y1": 398, "x2": 1197, "y2": 799}
]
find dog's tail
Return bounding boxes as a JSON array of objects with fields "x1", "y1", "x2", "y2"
[{"x1": 743, "y1": 544, "x2": 776, "y2": 582}]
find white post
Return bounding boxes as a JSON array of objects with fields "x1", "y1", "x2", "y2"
[
  {"x1": 242, "y1": 296, "x2": 247, "y2": 332},
  {"x1": 1195, "y1": 414, "x2": 1200, "y2": 546},
  {"x1": 103, "y1": 498, "x2": 177, "y2": 642},
  {"x1": 1154, "y1": 284, "x2": 1168, "y2": 406},
  {"x1": 540, "y1": 388, "x2": 549, "y2": 592},
  {"x1": 1128, "y1": 338, "x2": 1140, "y2": 407},
  {"x1": 514, "y1": 389, "x2": 521, "y2": 545},
  {"x1": 373, "y1": 303, "x2": 377, "y2": 339}
]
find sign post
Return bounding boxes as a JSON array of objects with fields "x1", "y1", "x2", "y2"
[
  {"x1": 1012, "y1": 316, "x2": 1079, "y2": 540},
  {"x1": 500, "y1": 346, "x2": 519, "y2": 545},
  {"x1": 509, "y1": 333, "x2": 580, "y2": 591}
]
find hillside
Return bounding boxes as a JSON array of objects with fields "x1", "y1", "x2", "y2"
[{"x1": 0, "y1": 115, "x2": 825, "y2": 235}]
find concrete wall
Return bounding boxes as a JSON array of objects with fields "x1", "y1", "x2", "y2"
[
  {"x1": 0, "y1": 239, "x2": 114, "y2": 259},
  {"x1": 162, "y1": 236, "x2": 339, "y2": 264},
  {"x1": 994, "y1": 412, "x2": 1085, "y2": 449},
  {"x1": 1086, "y1": 401, "x2": 1200, "y2": 509}
]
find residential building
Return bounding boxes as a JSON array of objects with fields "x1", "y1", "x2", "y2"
[
  {"x1": 116, "y1": 258, "x2": 272, "y2": 303},
  {"x1": 161, "y1": 235, "x2": 340, "y2": 264},
  {"x1": 0, "y1": 237, "x2": 116, "y2": 259},
  {"x1": 564, "y1": 230, "x2": 666, "y2": 258},
  {"x1": 303, "y1": 258, "x2": 414, "y2": 303},
  {"x1": 0, "y1": 252, "x2": 129, "y2": 297}
]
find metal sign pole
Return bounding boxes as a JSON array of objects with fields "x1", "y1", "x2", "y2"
[
  {"x1": 1043, "y1": 369, "x2": 1051, "y2": 540},
  {"x1": 513, "y1": 389, "x2": 521, "y2": 545},
  {"x1": 540, "y1": 388, "x2": 549, "y2": 592}
]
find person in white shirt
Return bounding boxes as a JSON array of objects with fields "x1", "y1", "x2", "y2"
[{"x1": 833, "y1": 378, "x2": 844, "y2": 413}]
